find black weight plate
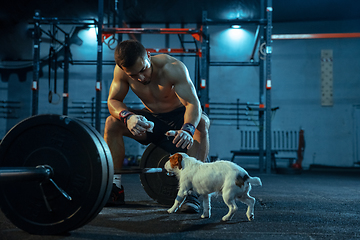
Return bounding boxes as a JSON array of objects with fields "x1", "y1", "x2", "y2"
[
  {"x1": 0, "y1": 114, "x2": 113, "y2": 235},
  {"x1": 67, "y1": 118, "x2": 113, "y2": 231},
  {"x1": 139, "y1": 143, "x2": 178, "y2": 206}
]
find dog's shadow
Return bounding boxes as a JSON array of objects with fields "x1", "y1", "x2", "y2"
[
  {"x1": 88, "y1": 202, "x2": 249, "y2": 235},
  {"x1": 175, "y1": 217, "x2": 249, "y2": 232}
]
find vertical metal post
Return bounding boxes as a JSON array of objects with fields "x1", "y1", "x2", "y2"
[
  {"x1": 32, "y1": 11, "x2": 41, "y2": 116},
  {"x1": 116, "y1": 0, "x2": 123, "y2": 42},
  {"x1": 236, "y1": 99, "x2": 240, "y2": 130},
  {"x1": 199, "y1": 11, "x2": 210, "y2": 114},
  {"x1": 91, "y1": 97, "x2": 96, "y2": 127},
  {"x1": 259, "y1": 58, "x2": 265, "y2": 171},
  {"x1": 195, "y1": 23, "x2": 201, "y2": 90},
  {"x1": 265, "y1": 0, "x2": 273, "y2": 174},
  {"x1": 63, "y1": 34, "x2": 70, "y2": 115},
  {"x1": 95, "y1": 0, "x2": 104, "y2": 132},
  {"x1": 178, "y1": 23, "x2": 183, "y2": 63},
  {"x1": 258, "y1": 0, "x2": 266, "y2": 172},
  {"x1": 165, "y1": 23, "x2": 170, "y2": 48}
]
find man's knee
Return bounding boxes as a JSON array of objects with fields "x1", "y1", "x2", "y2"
[
  {"x1": 196, "y1": 114, "x2": 210, "y2": 133},
  {"x1": 105, "y1": 115, "x2": 125, "y2": 135},
  {"x1": 105, "y1": 115, "x2": 116, "y2": 125},
  {"x1": 105, "y1": 115, "x2": 148, "y2": 142}
]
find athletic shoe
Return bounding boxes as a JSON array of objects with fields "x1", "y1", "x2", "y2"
[
  {"x1": 105, "y1": 184, "x2": 125, "y2": 206},
  {"x1": 180, "y1": 191, "x2": 200, "y2": 213}
]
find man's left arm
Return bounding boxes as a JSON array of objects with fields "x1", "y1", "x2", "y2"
[{"x1": 165, "y1": 60, "x2": 202, "y2": 149}]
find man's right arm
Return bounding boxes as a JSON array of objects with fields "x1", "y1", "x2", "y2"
[
  {"x1": 107, "y1": 66, "x2": 153, "y2": 135},
  {"x1": 107, "y1": 65, "x2": 130, "y2": 120}
]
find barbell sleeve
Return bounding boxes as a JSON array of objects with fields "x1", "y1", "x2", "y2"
[
  {"x1": 143, "y1": 168, "x2": 164, "y2": 173},
  {"x1": 116, "y1": 167, "x2": 165, "y2": 174},
  {"x1": 0, "y1": 166, "x2": 51, "y2": 183}
]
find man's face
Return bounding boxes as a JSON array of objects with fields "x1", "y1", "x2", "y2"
[{"x1": 122, "y1": 54, "x2": 152, "y2": 85}]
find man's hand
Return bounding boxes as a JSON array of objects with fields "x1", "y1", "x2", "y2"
[
  {"x1": 165, "y1": 130, "x2": 194, "y2": 149},
  {"x1": 127, "y1": 115, "x2": 154, "y2": 136}
]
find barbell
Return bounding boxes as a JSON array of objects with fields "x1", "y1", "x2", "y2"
[{"x1": 0, "y1": 114, "x2": 180, "y2": 235}]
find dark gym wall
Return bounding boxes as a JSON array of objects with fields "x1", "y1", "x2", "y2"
[
  {"x1": 270, "y1": 19, "x2": 360, "y2": 168},
  {"x1": 1, "y1": 18, "x2": 359, "y2": 169}
]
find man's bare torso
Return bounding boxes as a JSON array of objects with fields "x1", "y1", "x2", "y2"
[{"x1": 125, "y1": 54, "x2": 184, "y2": 113}]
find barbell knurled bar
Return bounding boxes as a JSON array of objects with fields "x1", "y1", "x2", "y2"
[{"x1": 0, "y1": 166, "x2": 51, "y2": 183}]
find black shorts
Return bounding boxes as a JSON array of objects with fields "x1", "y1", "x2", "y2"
[{"x1": 129, "y1": 106, "x2": 187, "y2": 147}]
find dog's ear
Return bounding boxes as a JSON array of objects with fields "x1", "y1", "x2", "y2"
[
  {"x1": 176, "y1": 153, "x2": 183, "y2": 170},
  {"x1": 170, "y1": 153, "x2": 183, "y2": 170}
]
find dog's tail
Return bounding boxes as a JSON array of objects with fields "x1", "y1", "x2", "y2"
[
  {"x1": 246, "y1": 175, "x2": 262, "y2": 187},
  {"x1": 236, "y1": 174, "x2": 262, "y2": 187}
]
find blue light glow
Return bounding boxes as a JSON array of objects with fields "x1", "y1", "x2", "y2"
[
  {"x1": 211, "y1": 27, "x2": 254, "y2": 61},
  {"x1": 84, "y1": 27, "x2": 97, "y2": 41},
  {"x1": 225, "y1": 28, "x2": 247, "y2": 41}
]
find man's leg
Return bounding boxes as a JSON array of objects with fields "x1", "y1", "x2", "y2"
[
  {"x1": 103, "y1": 115, "x2": 147, "y2": 206},
  {"x1": 104, "y1": 116, "x2": 126, "y2": 172},
  {"x1": 180, "y1": 113, "x2": 210, "y2": 213},
  {"x1": 187, "y1": 113, "x2": 211, "y2": 162}
]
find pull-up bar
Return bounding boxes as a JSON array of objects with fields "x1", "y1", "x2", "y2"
[
  {"x1": 102, "y1": 27, "x2": 203, "y2": 42},
  {"x1": 147, "y1": 48, "x2": 201, "y2": 56}
]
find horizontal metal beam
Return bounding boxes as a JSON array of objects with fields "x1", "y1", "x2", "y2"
[
  {"x1": 103, "y1": 27, "x2": 200, "y2": 34},
  {"x1": 204, "y1": 19, "x2": 267, "y2": 25},
  {"x1": 210, "y1": 61, "x2": 260, "y2": 66},
  {"x1": 102, "y1": 27, "x2": 203, "y2": 41},
  {"x1": 30, "y1": 18, "x2": 97, "y2": 25},
  {"x1": 272, "y1": 33, "x2": 360, "y2": 40},
  {"x1": 70, "y1": 60, "x2": 115, "y2": 65},
  {"x1": 207, "y1": 102, "x2": 259, "y2": 106},
  {"x1": 147, "y1": 48, "x2": 201, "y2": 56},
  {"x1": 209, "y1": 113, "x2": 255, "y2": 116},
  {"x1": 209, "y1": 117, "x2": 252, "y2": 121}
]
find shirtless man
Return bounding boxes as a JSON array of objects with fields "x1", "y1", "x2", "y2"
[{"x1": 104, "y1": 40, "x2": 210, "y2": 212}]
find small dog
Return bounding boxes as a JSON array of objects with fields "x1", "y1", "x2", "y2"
[{"x1": 164, "y1": 153, "x2": 262, "y2": 221}]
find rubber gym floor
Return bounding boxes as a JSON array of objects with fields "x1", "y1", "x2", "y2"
[{"x1": 0, "y1": 166, "x2": 359, "y2": 240}]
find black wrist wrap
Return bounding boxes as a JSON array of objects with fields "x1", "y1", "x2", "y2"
[
  {"x1": 119, "y1": 110, "x2": 134, "y2": 125},
  {"x1": 181, "y1": 123, "x2": 195, "y2": 136}
]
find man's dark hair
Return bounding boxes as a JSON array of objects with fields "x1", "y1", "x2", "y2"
[{"x1": 114, "y1": 40, "x2": 147, "y2": 68}]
